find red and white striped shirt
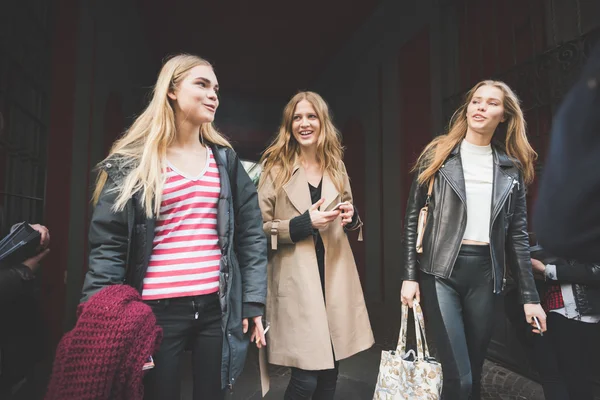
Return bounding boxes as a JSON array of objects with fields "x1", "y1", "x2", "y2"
[{"x1": 141, "y1": 147, "x2": 221, "y2": 300}]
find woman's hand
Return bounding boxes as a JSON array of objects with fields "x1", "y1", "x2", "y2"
[
  {"x1": 22, "y1": 224, "x2": 51, "y2": 271},
  {"x1": 523, "y1": 303, "x2": 547, "y2": 334},
  {"x1": 531, "y1": 258, "x2": 546, "y2": 280},
  {"x1": 401, "y1": 280, "x2": 420, "y2": 307},
  {"x1": 338, "y1": 202, "x2": 354, "y2": 226},
  {"x1": 309, "y1": 198, "x2": 340, "y2": 230},
  {"x1": 243, "y1": 316, "x2": 267, "y2": 348},
  {"x1": 531, "y1": 258, "x2": 546, "y2": 274},
  {"x1": 30, "y1": 224, "x2": 50, "y2": 248}
]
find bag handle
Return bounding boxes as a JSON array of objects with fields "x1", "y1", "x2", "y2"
[
  {"x1": 396, "y1": 301, "x2": 431, "y2": 360},
  {"x1": 412, "y1": 301, "x2": 431, "y2": 360},
  {"x1": 396, "y1": 303, "x2": 409, "y2": 354}
]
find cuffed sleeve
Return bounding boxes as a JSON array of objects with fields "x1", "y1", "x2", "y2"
[
  {"x1": 545, "y1": 264, "x2": 557, "y2": 281},
  {"x1": 242, "y1": 302, "x2": 264, "y2": 319},
  {"x1": 290, "y1": 211, "x2": 314, "y2": 243},
  {"x1": 554, "y1": 259, "x2": 600, "y2": 285}
]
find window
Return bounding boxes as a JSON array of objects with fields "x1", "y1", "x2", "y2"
[{"x1": 241, "y1": 160, "x2": 262, "y2": 187}]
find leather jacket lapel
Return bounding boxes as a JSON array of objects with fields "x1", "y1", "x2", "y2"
[{"x1": 439, "y1": 147, "x2": 467, "y2": 207}]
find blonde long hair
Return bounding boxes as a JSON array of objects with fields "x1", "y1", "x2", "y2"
[
  {"x1": 414, "y1": 80, "x2": 537, "y2": 186},
  {"x1": 92, "y1": 54, "x2": 231, "y2": 217},
  {"x1": 259, "y1": 91, "x2": 345, "y2": 192}
]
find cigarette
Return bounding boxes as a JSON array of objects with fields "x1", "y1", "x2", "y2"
[{"x1": 533, "y1": 317, "x2": 543, "y2": 336}]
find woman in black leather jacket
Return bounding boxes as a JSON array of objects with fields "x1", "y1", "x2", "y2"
[
  {"x1": 400, "y1": 80, "x2": 547, "y2": 400},
  {"x1": 531, "y1": 255, "x2": 600, "y2": 400}
]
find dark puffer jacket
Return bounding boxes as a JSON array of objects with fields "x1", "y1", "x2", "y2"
[
  {"x1": 80, "y1": 145, "x2": 267, "y2": 389},
  {"x1": 547, "y1": 258, "x2": 600, "y2": 316}
]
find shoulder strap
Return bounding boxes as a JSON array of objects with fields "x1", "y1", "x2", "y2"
[{"x1": 425, "y1": 177, "x2": 434, "y2": 205}]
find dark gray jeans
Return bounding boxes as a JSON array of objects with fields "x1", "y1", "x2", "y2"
[
  {"x1": 144, "y1": 293, "x2": 224, "y2": 400},
  {"x1": 284, "y1": 361, "x2": 340, "y2": 400}
]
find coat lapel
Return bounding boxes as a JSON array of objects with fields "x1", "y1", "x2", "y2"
[
  {"x1": 321, "y1": 171, "x2": 339, "y2": 211},
  {"x1": 282, "y1": 162, "x2": 341, "y2": 213},
  {"x1": 283, "y1": 164, "x2": 313, "y2": 214}
]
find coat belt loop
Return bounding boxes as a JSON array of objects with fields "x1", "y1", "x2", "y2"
[{"x1": 271, "y1": 220, "x2": 280, "y2": 250}]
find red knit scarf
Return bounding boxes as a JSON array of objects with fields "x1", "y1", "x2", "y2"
[{"x1": 45, "y1": 285, "x2": 162, "y2": 400}]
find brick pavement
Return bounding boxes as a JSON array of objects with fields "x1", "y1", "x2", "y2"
[{"x1": 219, "y1": 345, "x2": 548, "y2": 400}]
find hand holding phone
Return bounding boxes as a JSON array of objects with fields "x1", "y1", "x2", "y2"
[
  {"x1": 310, "y1": 199, "x2": 341, "y2": 229},
  {"x1": 333, "y1": 201, "x2": 354, "y2": 226},
  {"x1": 332, "y1": 202, "x2": 346, "y2": 211}
]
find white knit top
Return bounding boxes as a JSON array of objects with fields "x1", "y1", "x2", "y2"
[{"x1": 460, "y1": 139, "x2": 493, "y2": 243}]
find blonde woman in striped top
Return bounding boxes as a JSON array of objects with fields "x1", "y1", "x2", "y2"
[{"x1": 81, "y1": 54, "x2": 267, "y2": 399}]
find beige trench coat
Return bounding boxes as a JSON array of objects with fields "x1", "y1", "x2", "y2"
[{"x1": 258, "y1": 162, "x2": 374, "y2": 370}]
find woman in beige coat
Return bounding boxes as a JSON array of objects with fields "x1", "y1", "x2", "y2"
[{"x1": 258, "y1": 91, "x2": 374, "y2": 399}]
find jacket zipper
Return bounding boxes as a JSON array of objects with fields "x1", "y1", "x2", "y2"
[
  {"x1": 506, "y1": 179, "x2": 518, "y2": 216},
  {"x1": 223, "y1": 250, "x2": 235, "y2": 391},
  {"x1": 490, "y1": 176, "x2": 518, "y2": 293},
  {"x1": 503, "y1": 179, "x2": 519, "y2": 291}
]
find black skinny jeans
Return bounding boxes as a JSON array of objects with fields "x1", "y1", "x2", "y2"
[
  {"x1": 420, "y1": 244, "x2": 498, "y2": 400},
  {"x1": 143, "y1": 293, "x2": 224, "y2": 400},
  {"x1": 533, "y1": 312, "x2": 600, "y2": 400},
  {"x1": 284, "y1": 362, "x2": 340, "y2": 400}
]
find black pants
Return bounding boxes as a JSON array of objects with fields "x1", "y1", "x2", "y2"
[
  {"x1": 144, "y1": 293, "x2": 224, "y2": 400},
  {"x1": 533, "y1": 312, "x2": 600, "y2": 400},
  {"x1": 420, "y1": 244, "x2": 497, "y2": 400},
  {"x1": 284, "y1": 362, "x2": 339, "y2": 400}
]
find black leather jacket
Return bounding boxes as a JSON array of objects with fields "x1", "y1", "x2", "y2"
[
  {"x1": 402, "y1": 144, "x2": 540, "y2": 304},
  {"x1": 547, "y1": 259, "x2": 600, "y2": 316}
]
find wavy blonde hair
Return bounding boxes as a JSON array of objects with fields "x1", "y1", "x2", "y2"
[
  {"x1": 259, "y1": 91, "x2": 345, "y2": 192},
  {"x1": 414, "y1": 80, "x2": 537, "y2": 185},
  {"x1": 92, "y1": 54, "x2": 231, "y2": 217}
]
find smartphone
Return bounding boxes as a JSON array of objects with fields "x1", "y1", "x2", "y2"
[{"x1": 331, "y1": 202, "x2": 346, "y2": 211}]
